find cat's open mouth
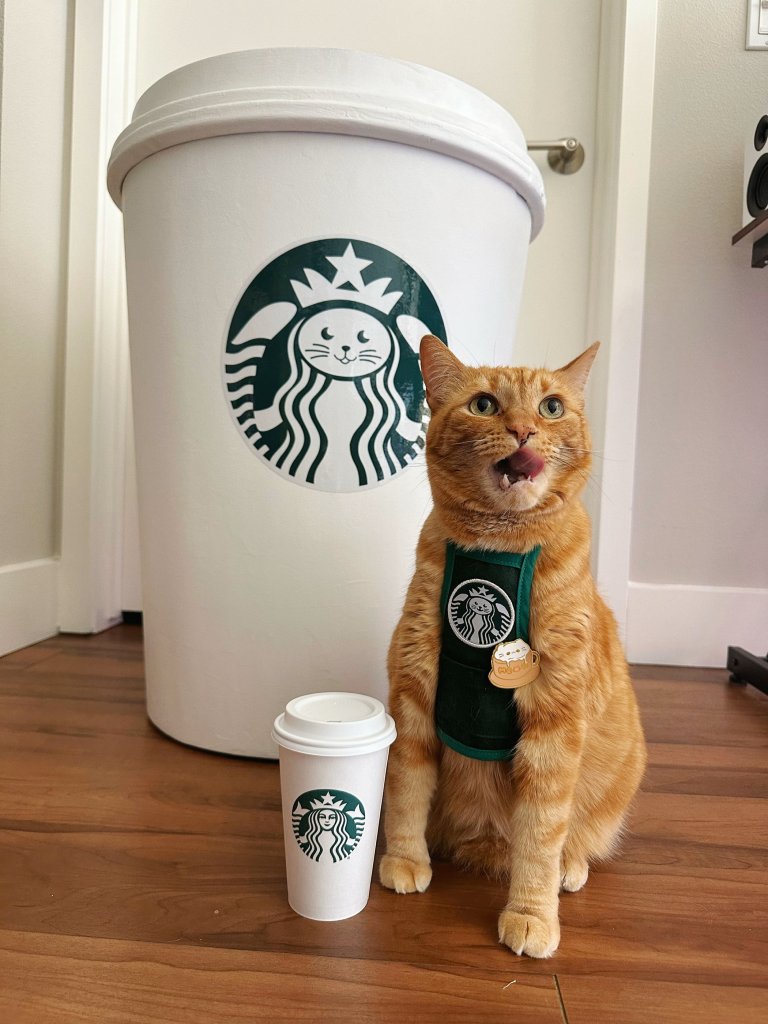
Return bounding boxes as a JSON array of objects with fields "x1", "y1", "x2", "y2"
[
  {"x1": 335, "y1": 354, "x2": 356, "y2": 365},
  {"x1": 492, "y1": 449, "x2": 545, "y2": 492}
]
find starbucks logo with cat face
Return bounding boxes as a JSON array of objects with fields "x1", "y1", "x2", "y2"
[
  {"x1": 224, "y1": 239, "x2": 446, "y2": 492},
  {"x1": 291, "y1": 789, "x2": 366, "y2": 864},
  {"x1": 448, "y1": 579, "x2": 515, "y2": 648}
]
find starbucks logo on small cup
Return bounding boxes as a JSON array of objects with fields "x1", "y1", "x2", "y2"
[
  {"x1": 291, "y1": 789, "x2": 366, "y2": 864},
  {"x1": 448, "y1": 579, "x2": 514, "y2": 648},
  {"x1": 224, "y1": 238, "x2": 446, "y2": 492}
]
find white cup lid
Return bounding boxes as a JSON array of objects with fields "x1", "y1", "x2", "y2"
[
  {"x1": 272, "y1": 691, "x2": 396, "y2": 757},
  {"x1": 107, "y1": 47, "x2": 545, "y2": 238}
]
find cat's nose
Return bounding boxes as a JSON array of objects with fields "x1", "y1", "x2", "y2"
[
  {"x1": 506, "y1": 424, "x2": 536, "y2": 446},
  {"x1": 342, "y1": 345, "x2": 351, "y2": 353}
]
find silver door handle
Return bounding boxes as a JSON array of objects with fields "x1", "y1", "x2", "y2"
[{"x1": 526, "y1": 137, "x2": 585, "y2": 175}]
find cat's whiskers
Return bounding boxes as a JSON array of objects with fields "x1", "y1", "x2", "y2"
[
  {"x1": 426, "y1": 442, "x2": 495, "y2": 470},
  {"x1": 551, "y1": 456, "x2": 609, "y2": 503},
  {"x1": 556, "y1": 444, "x2": 612, "y2": 462},
  {"x1": 581, "y1": 468, "x2": 612, "y2": 504}
]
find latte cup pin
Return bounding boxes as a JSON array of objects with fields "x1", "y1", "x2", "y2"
[
  {"x1": 488, "y1": 639, "x2": 541, "y2": 689},
  {"x1": 272, "y1": 692, "x2": 396, "y2": 921}
]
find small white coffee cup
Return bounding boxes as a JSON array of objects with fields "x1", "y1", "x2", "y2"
[{"x1": 272, "y1": 692, "x2": 396, "y2": 921}]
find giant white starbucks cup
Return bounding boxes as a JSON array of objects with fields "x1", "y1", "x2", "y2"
[
  {"x1": 107, "y1": 48, "x2": 544, "y2": 757},
  {"x1": 272, "y1": 692, "x2": 396, "y2": 920}
]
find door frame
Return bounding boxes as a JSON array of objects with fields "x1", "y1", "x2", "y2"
[
  {"x1": 57, "y1": 0, "x2": 657, "y2": 637},
  {"x1": 58, "y1": 0, "x2": 137, "y2": 632},
  {"x1": 588, "y1": 0, "x2": 658, "y2": 635}
]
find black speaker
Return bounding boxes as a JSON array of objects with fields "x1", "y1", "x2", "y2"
[{"x1": 744, "y1": 114, "x2": 768, "y2": 225}]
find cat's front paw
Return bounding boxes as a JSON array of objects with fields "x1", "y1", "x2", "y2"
[
  {"x1": 379, "y1": 854, "x2": 432, "y2": 894},
  {"x1": 498, "y1": 908, "x2": 560, "y2": 958}
]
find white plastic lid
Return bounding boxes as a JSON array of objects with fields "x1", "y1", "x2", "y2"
[
  {"x1": 107, "y1": 47, "x2": 545, "y2": 238},
  {"x1": 272, "y1": 691, "x2": 396, "y2": 757}
]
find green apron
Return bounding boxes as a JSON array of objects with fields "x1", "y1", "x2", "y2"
[{"x1": 435, "y1": 542, "x2": 541, "y2": 761}]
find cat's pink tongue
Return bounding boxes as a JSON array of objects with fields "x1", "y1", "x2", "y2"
[{"x1": 508, "y1": 447, "x2": 545, "y2": 480}]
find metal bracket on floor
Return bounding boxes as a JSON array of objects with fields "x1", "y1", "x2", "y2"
[{"x1": 727, "y1": 646, "x2": 768, "y2": 697}]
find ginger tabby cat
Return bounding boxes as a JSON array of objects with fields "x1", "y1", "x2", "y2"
[{"x1": 380, "y1": 335, "x2": 646, "y2": 958}]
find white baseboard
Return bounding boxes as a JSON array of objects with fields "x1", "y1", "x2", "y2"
[
  {"x1": 626, "y1": 580, "x2": 768, "y2": 667},
  {"x1": 0, "y1": 558, "x2": 59, "y2": 657}
]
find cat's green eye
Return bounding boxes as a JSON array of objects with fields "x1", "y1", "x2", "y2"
[
  {"x1": 539, "y1": 396, "x2": 565, "y2": 419},
  {"x1": 469, "y1": 395, "x2": 499, "y2": 417}
]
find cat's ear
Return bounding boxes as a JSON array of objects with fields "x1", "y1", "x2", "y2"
[
  {"x1": 420, "y1": 335, "x2": 466, "y2": 410},
  {"x1": 557, "y1": 341, "x2": 600, "y2": 394}
]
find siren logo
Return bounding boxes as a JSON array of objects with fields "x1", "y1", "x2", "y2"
[
  {"x1": 224, "y1": 239, "x2": 446, "y2": 491},
  {"x1": 291, "y1": 789, "x2": 366, "y2": 864},
  {"x1": 448, "y1": 579, "x2": 515, "y2": 648}
]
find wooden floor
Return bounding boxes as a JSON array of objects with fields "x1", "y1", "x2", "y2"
[{"x1": 0, "y1": 626, "x2": 766, "y2": 1023}]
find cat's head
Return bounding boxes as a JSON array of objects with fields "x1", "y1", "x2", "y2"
[{"x1": 419, "y1": 335, "x2": 599, "y2": 520}]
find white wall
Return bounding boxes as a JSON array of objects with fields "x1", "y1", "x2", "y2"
[
  {"x1": 0, "y1": 0, "x2": 71, "y2": 654},
  {"x1": 626, "y1": 0, "x2": 768, "y2": 664}
]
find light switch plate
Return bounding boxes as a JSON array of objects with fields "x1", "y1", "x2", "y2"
[{"x1": 746, "y1": 0, "x2": 768, "y2": 49}]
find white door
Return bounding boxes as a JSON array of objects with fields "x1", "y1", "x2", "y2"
[{"x1": 121, "y1": 0, "x2": 603, "y2": 612}]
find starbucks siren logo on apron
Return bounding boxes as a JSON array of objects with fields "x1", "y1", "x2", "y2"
[
  {"x1": 448, "y1": 578, "x2": 515, "y2": 648},
  {"x1": 224, "y1": 239, "x2": 446, "y2": 491},
  {"x1": 291, "y1": 789, "x2": 366, "y2": 864}
]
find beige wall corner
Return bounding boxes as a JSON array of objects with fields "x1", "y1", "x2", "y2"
[{"x1": 0, "y1": 0, "x2": 71, "y2": 651}]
